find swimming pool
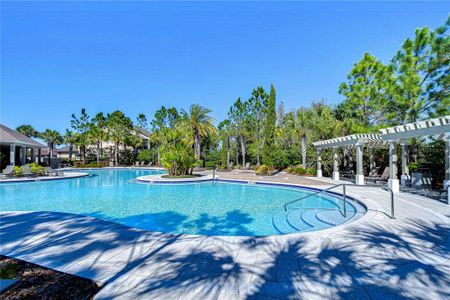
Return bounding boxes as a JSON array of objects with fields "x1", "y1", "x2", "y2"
[{"x1": 0, "y1": 169, "x2": 365, "y2": 236}]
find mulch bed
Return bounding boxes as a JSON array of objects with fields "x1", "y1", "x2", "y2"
[{"x1": 0, "y1": 255, "x2": 99, "y2": 299}]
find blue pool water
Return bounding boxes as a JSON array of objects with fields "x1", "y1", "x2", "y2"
[{"x1": 0, "y1": 169, "x2": 365, "y2": 236}]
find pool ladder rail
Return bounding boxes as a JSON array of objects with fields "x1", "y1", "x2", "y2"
[{"x1": 273, "y1": 183, "x2": 395, "y2": 235}]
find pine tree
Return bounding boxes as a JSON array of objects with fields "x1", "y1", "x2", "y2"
[{"x1": 262, "y1": 84, "x2": 276, "y2": 166}]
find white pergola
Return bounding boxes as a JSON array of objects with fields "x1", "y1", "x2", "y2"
[
  {"x1": 313, "y1": 134, "x2": 386, "y2": 185},
  {"x1": 380, "y1": 116, "x2": 450, "y2": 194},
  {"x1": 312, "y1": 116, "x2": 450, "y2": 194}
]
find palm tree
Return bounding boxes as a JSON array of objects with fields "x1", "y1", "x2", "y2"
[
  {"x1": 71, "y1": 108, "x2": 90, "y2": 164},
  {"x1": 64, "y1": 130, "x2": 76, "y2": 160},
  {"x1": 106, "y1": 111, "x2": 133, "y2": 166},
  {"x1": 89, "y1": 113, "x2": 108, "y2": 163},
  {"x1": 16, "y1": 125, "x2": 38, "y2": 138},
  {"x1": 40, "y1": 129, "x2": 63, "y2": 158},
  {"x1": 183, "y1": 104, "x2": 216, "y2": 160}
]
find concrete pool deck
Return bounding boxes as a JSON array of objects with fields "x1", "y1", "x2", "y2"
[{"x1": 0, "y1": 173, "x2": 449, "y2": 299}]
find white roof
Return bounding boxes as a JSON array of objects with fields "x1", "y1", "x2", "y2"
[
  {"x1": 312, "y1": 134, "x2": 384, "y2": 149},
  {"x1": 380, "y1": 116, "x2": 450, "y2": 142}
]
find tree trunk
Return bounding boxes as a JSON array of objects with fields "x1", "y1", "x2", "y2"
[
  {"x1": 69, "y1": 145, "x2": 73, "y2": 160},
  {"x1": 115, "y1": 142, "x2": 119, "y2": 166},
  {"x1": 96, "y1": 142, "x2": 100, "y2": 164},
  {"x1": 194, "y1": 134, "x2": 201, "y2": 160},
  {"x1": 226, "y1": 137, "x2": 230, "y2": 169},
  {"x1": 240, "y1": 135, "x2": 246, "y2": 167},
  {"x1": 49, "y1": 143, "x2": 53, "y2": 159},
  {"x1": 301, "y1": 135, "x2": 307, "y2": 167}
]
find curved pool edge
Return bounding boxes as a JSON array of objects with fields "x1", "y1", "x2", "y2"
[
  {"x1": 0, "y1": 172, "x2": 90, "y2": 184},
  {"x1": 0, "y1": 178, "x2": 374, "y2": 239},
  {"x1": 136, "y1": 173, "x2": 214, "y2": 183}
]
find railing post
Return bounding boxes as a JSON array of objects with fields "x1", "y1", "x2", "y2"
[
  {"x1": 343, "y1": 185, "x2": 347, "y2": 218},
  {"x1": 212, "y1": 168, "x2": 216, "y2": 186},
  {"x1": 390, "y1": 188, "x2": 395, "y2": 219}
]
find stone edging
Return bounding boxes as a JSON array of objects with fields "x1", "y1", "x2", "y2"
[{"x1": 0, "y1": 172, "x2": 90, "y2": 184}]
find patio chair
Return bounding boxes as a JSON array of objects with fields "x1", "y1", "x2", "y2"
[
  {"x1": 242, "y1": 162, "x2": 250, "y2": 170},
  {"x1": 135, "y1": 161, "x2": 140, "y2": 167},
  {"x1": 140, "y1": 161, "x2": 145, "y2": 166},
  {"x1": 45, "y1": 167, "x2": 63, "y2": 176},
  {"x1": 22, "y1": 165, "x2": 35, "y2": 177},
  {"x1": 1, "y1": 165, "x2": 15, "y2": 178},
  {"x1": 147, "y1": 161, "x2": 153, "y2": 167},
  {"x1": 366, "y1": 167, "x2": 389, "y2": 183}
]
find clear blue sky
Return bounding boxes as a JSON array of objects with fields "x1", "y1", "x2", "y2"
[{"x1": 1, "y1": 1, "x2": 448, "y2": 133}]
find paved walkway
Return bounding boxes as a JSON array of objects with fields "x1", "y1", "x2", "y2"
[{"x1": 1, "y1": 176, "x2": 449, "y2": 299}]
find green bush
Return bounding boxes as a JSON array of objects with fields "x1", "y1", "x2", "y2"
[
  {"x1": 137, "y1": 149, "x2": 152, "y2": 163},
  {"x1": 13, "y1": 166, "x2": 22, "y2": 177},
  {"x1": 73, "y1": 161, "x2": 108, "y2": 168},
  {"x1": 30, "y1": 163, "x2": 46, "y2": 176},
  {"x1": 286, "y1": 165, "x2": 316, "y2": 176},
  {"x1": 408, "y1": 162, "x2": 420, "y2": 173},
  {"x1": 256, "y1": 164, "x2": 270, "y2": 175}
]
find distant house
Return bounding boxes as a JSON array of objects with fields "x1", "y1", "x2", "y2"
[
  {"x1": 56, "y1": 145, "x2": 80, "y2": 159},
  {"x1": 136, "y1": 127, "x2": 151, "y2": 149},
  {"x1": 41, "y1": 146, "x2": 80, "y2": 159},
  {"x1": 0, "y1": 123, "x2": 46, "y2": 169}
]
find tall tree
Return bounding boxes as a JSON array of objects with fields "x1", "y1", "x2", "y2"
[
  {"x1": 136, "y1": 113, "x2": 148, "y2": 129},
  {"x1": 228, "y1": 98, "x2": 249, "y2": 167},
  {"x1": 218, "y1": 119, "x2": 232, "y2": 169},
  {"x1": 247, "y1": 87, "x2": 268, "y2": 165},
  {"x1": 262, "y1": 84, "x2": 277, "y2": 166},
  {"x1": 40, "y1": 129, "x2": 63, "y2": 158},
  {"x1": 183, "y1": 104, "x2": 216, "y2": 160},
  {"x1": 391, "y1": 22, "x2": 449, "y2": 123},
  {"x1": 88, "y1": 112, "x2": 108, "y2": 163},
  {"x1": 338, "y1": 53, "x2": 395, "y2": 129},
  {"x1": 16, "y1": 125, "x2": 38, "y2": 138},
  {"x1": 71, "y1": 108, "x2": 90, "y2": 163},
  {"x1": 106, "y1": 111, "x2": 133, "y2": 166},
  {"x1": 64, "y1": 130, "x2": 76, "y2": 160}
]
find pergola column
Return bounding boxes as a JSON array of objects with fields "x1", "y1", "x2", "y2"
[
  {"x1": 445, "y1": 139, "x2": 449, "y2": 186},
  {"x1": 30, "y1": 148, "x2": 34, "y2": 163},
  {"x1": 9, "y1": 144, "x2": 16, "y2": 166},
  {"x1": 445, "y1": 139, "x2": 449, "y2": 204},
  {"x1": 316, "y1": 149, "x2": 322, "y2": 178},
  {"x1": 21, "y1": 146, "x2": 26, "y2": 165},
  {"x1": 369, "y1": 148, "x2": 375, "y2": 174},
  {"x1": 332, "y1": 147, "x2": 339, "y2": 181},
  {"x1": 355, "y1": 144, "x2": 364, "y2": 185},
  {"x1": 400, "y1": 143, "x2": 409, "y2": 187},
  {"x1": 38, "y1": 148, "x2": 42, "y2": 164},
  {"x1": 388, "y1": 142, "x2": 399, "y2": 193}
]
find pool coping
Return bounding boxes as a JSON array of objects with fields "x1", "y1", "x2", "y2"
[{"x1": 0, "y1": 172, "x2": 90, "y2": 184}]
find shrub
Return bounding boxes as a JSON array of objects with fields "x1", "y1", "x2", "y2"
[
  {"x1": 286, "y1": 165, "x2": 316, "y2": 176},
  {"x1": 137, "y1": 149, "x2": 152, "y2": 163},
  {"x1": 30, "y1": 163, "x2": 46, "y2": 176},
  {"x1": 256, "y1": 164, "x2": 270, "y2": 175},
  {"x1": 408, "y1": 162, "x2": 420, "y2": 173},
  {"x1": 13, "y1": 166, "x2": 22, "y2": 177}
]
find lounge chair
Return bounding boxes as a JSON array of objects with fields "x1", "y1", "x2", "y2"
[
  {"x1": 140, "y1": 161, "x2": 145, "y2": 166},
  {"x1": 366, "y1": 167, "x2": 389, "y2": 183},
  {"x1": 147, "y1": 161, "x2": 153, "y2": 167},
  {"x1": 228, "y1": 162, "x2": 234, "y2": 171},
  {"x1": 135, "y1": 162, "x2": 140, "y2": 167},
  {"x1": 45, "y1": 167, "x2": 63, "y2": 176},
  {"x1": 1, "y1": 165, "x2": 15, "y2": 178},
  {"x1": 22, "y1": 165, "x2": 35, "y2": 177}
]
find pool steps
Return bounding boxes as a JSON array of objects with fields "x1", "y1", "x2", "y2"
[{"x1": 272, "y1": 208, "x2": 356, "y2": 234}]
